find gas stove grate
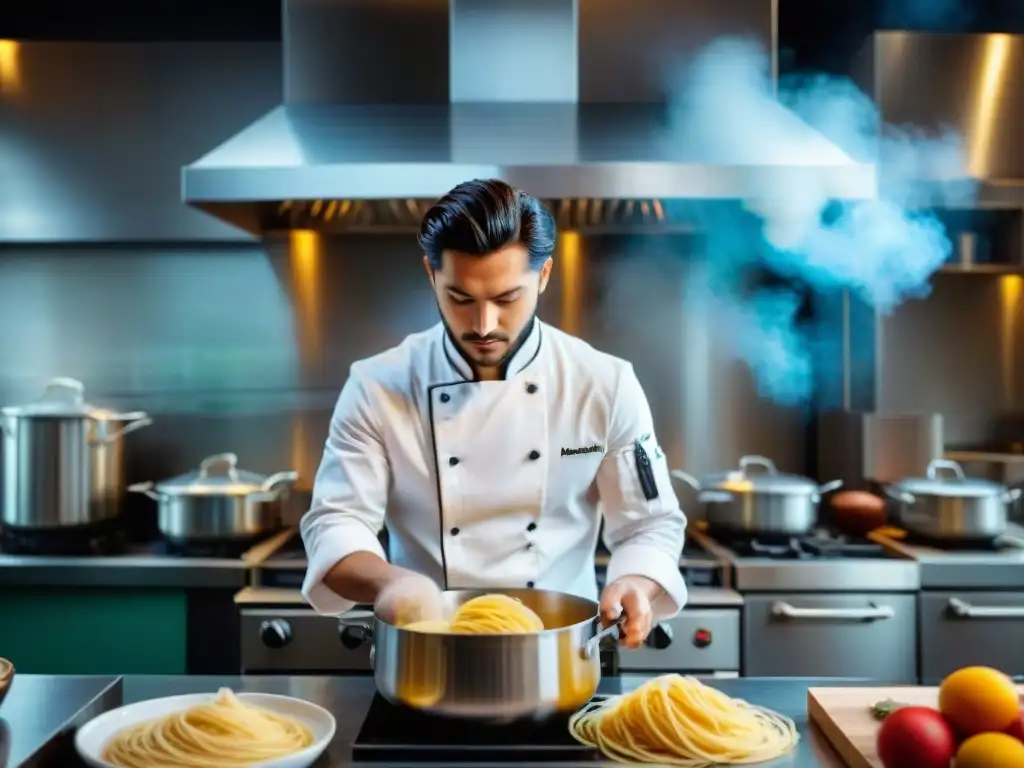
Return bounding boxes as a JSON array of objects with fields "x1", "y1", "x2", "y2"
[{"x1": 721, "y1": 533, "x2": 887, "y2": 560}]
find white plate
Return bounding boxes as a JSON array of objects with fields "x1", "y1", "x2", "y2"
[{"x1": 75, "y1": 691, "x2": 336, "y2": 768}]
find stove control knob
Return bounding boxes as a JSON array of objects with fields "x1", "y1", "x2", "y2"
[
  {"x1": 692, "y1": 627, "x2": 713, "y2": 649},
  {"x1": 259, "y1": 619, "x2": 293, "y2": 650},
  {"x1": 644, "y1": 622, "x2": 674, "y2": 650},
  {"x1": 339, "y1": 623, "x2": 371, "y2": 650}
]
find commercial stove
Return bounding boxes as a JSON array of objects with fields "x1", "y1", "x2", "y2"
[
  {"x1": 872, "y1": 524, "x2": 1024, "y2": 683},
  {"x1": 239, "y1": 531, "x2": 744, "y2": 678},
  {"x1": 692, "y1": 527, "x2": 920, "y2": 681}
]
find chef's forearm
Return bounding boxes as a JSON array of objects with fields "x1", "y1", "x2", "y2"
[{"x1": 323, "y1": 551, "x2": 406, "y2": 604}]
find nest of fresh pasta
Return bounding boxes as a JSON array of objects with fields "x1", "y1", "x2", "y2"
[{"x1": 402, "y1": 593, "x2": 546, "y2": 634}]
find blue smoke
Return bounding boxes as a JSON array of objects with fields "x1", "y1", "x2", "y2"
[{"x1": 669, "y1": 37, "x2": 972, "y2": 405}]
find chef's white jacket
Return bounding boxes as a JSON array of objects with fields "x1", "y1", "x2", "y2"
[{"x1": 301, "y1": 319, "x2": 688, "y2": 617}]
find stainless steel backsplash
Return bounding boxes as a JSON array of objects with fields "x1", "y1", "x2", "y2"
[
  {"x1": 877, "y1": 272, "x2": 1019, "y2": 448},
  {"x1": 0, "y1": 235, "x2": 806, "y2": 524}
]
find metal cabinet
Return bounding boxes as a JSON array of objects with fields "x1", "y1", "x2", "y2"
[
  {"x1": 741, "y1": 593, "x2": 918, "y2": 682},
  {"x1": 919, "y1": 591, "x2": 1024, "y2": 684}
]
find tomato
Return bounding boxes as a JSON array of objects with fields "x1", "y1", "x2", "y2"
[
  {"x1": 1005, "y1": 707, "x2": 1024, "y2": 743},
  {"x1": 876, "y1": 706, "x2": 958, "y2": 768}
]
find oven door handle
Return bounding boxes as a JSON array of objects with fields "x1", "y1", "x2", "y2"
[
  {"x1": 947, "y1": 598, "x2": 1024, "y2": 619},
  {"x1": 771, "y1": 601, "x2": 894, "y2": 621}
]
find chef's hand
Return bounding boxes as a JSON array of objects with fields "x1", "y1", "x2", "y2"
[
  {"x1": 599, "y1": 575, "x2": 662, "y2": 649},
  {"x1": 374, "y1": 571, "x2": 446, "y2": 627}
]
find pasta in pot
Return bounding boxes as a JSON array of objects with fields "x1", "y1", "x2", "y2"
[
  {"x1": 102, "y1": 688, "x2": 314, "y2": 768},
  {"x1": 568, "y1": 674, "x2": 799, "y2": 766},
  {"x1": 400, "y1": 593, "x2": 545, "y2": 634}
]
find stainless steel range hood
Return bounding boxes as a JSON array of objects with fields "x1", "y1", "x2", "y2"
[
  {"x1": 856, "y1": 31, "x2": 1024, "y2": 209},
  {"x1": 182, "y1": 0, "x2": 876, "y2": 235}
]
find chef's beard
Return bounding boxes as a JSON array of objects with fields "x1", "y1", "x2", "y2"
[{"x1": 440, "y1": 312, "x2": 537, "y2": 378}]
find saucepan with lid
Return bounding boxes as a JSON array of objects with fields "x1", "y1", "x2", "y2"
[
  {"x1": 885, "y1": 458, "x2": 1022, "y2": 541},
  {"x1": 339, "y1": 588, "x2": 619, "y2": 722},
  {"x1": 128, "y1": 453, "x2": 298, "y2": 541},
  {"x1": 672, "y1": 455, "x2": 843, "y2": 536}
]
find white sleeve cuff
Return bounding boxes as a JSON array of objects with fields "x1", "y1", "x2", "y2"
[
  {"x1": 301, "y1": 520, "x2": 387, "y2": 615},
  {"x1": 606, "y1": 542, "x2": 688, "y2": 620}
]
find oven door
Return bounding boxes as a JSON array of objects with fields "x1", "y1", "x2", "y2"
[
  {"x1": 919, "y1": 591, "x2": 1024, "y2": 684},
  {"x1": 240, "y1": 607, "x2": 373, "y2": 675},
  {"x1": 742, "y1": 593, "x2": 917, "y2": 682}
]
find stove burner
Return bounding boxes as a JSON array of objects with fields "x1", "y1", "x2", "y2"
[
  {"x1": 722, "y1": 532, "x2": 886, "y2": 559},
  {"x1": 0, "y1": 519, "x2": 126, "y2": 556},
  {"x1": 352, "y1": 695, "x2": 601, "y2": 763}
]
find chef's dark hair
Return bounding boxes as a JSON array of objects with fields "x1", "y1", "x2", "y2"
[{"x1": 419, "y1": 179, "x2": 556, "y2": 270}]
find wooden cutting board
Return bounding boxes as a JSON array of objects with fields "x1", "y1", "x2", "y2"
[{"x1": 808, "y1": 685, "x2": 1024, "y2": 768}]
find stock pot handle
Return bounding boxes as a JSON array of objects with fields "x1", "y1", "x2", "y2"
[
  {"x1": 579, "y1": 619, "x2": 623, "y2": 660},
  {"x1": 98, "y1": 414, "x2": 153, "y2": 444}
]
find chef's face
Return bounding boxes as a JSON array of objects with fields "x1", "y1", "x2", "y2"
[{"x1": 425, "y1": 244, "x2": 552, "y2": 375}]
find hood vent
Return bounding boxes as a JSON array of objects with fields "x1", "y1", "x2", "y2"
[
  {"x1": 271, "y1": 197, "x2": 688, "y2": 234},
  {"x1": 183, "y1": 0, "x2": 876, "y2": 235}
]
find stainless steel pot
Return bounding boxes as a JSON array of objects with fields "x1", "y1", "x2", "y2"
[
  {"x1": 672, "y1": 455, "x2": 843, "y2": 536},
  {"x1": 1, "y1": 378, "x2": 153, "y2": 529},
  {"x1": 342, "y1": 588, "x2": 618, "y2": 722},
  {"x1": 128, "y1": 453, "x2": 298, "y2": 541},
  {"x1": 885, "y1": 458, "x2": 1021, "y2": 541}
]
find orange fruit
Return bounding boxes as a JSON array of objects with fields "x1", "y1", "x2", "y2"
[
  {"x1": 955, "y1": 732, "x2": 1024, "y2": 768},
  {"x1": 939, "y1": 666, "x2": 1020, "y2": 735}
]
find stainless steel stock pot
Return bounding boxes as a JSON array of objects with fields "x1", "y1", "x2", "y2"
[
  {"x1": 1, "y1": 377, "x2": 152, "y2": 529},
  {"x1": 340, "y1": 588, "x2": 617, "y2": 722}
]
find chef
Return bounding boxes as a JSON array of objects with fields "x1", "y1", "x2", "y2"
[{"x1": 301, "y1": 179, "x2": 687, "y2": 648}]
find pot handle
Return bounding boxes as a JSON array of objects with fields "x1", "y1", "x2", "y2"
[
  {"x1": 739, "y1": 455, "x2": 777, "y2": 476},
  {"x1": 126, "y1": 481, "x2": 160, "y2": 501},
  {"x1": 199, "y1": 453, "x2": 240, "y2": 480},
  {"x1": 883, "y1": 485, "x2": 915, "y2": 505},
  {"x1": 670, "y1": 469, "x2": 701, "y2": 490},
  {"x1": 338, "y1": 622, "x2": 375, "y2": 668},
  {"x1": 579, "y1": 618, "x2": 624, "y2": 660},
  {"x1": 260, "y1": 470, "x2": 299, "y2": 493},
  {"x1": 1003, "y1": 487, "x2": 1023, "y2": 504},
  {"x1": 95, "y1": 413, "x2": 153, "y2": 444},
  {"x1": 817, "y1": 479, "x2": 844, "y2": 495}
]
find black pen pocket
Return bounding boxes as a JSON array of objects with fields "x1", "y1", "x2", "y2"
[{"x1": 633, "y1": 439, "x2": 659, "y2": 501}]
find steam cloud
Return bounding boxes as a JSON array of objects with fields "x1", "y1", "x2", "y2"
[{"x1": 669, "y1": 37, "x2": 972, "y2": 405}]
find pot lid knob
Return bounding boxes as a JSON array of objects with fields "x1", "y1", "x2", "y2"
[
  {"x1": 738, "y1": 455, "x2": 777, "y2": 476},
  {"x1": 198, "y1": 452, "x2": 240, "y2": 481},
  {"x1": 926, "y1": 459, "x2": 966, "y2": 482}
]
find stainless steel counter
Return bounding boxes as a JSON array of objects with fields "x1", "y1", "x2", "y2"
[
  {"x1": 0, "y1": 552, "x2": 250, "y2": 589},
  {"x1": 0, "y1": 674, "x2": 121, "y2": 767},
  {"x1": 11, "y1": 674, "x2": 878, "y2": 767}
]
